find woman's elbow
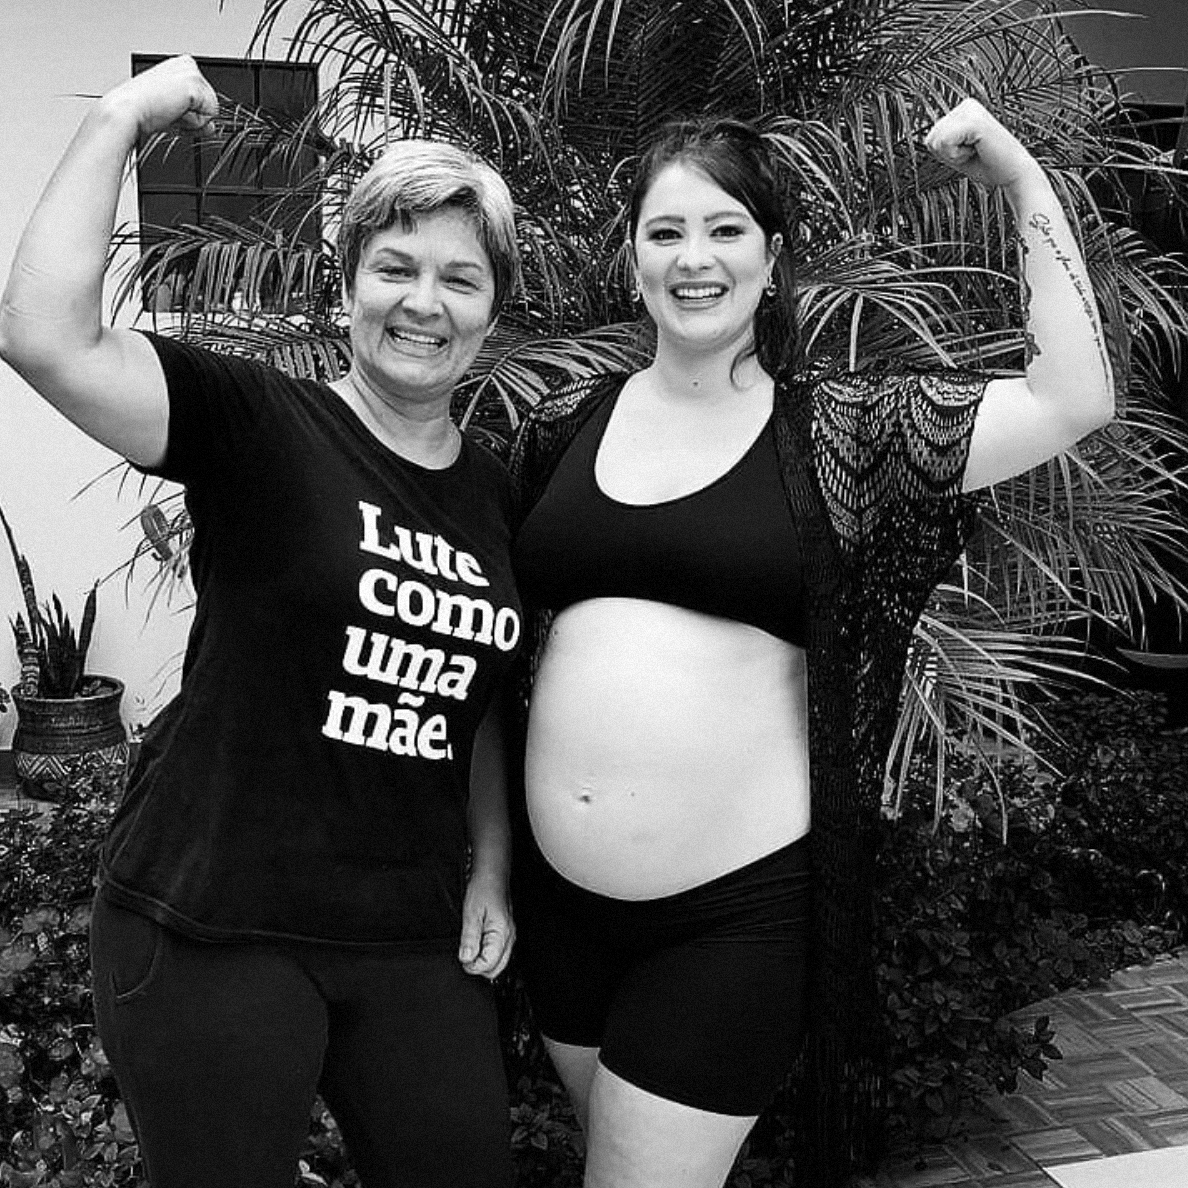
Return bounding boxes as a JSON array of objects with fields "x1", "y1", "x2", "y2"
[
  {"x1": 0, "y1": 303, "x2": 19, "y2": 372},
  {"x1": 0, "y1": 319, "x2": 47, "y2": 390},
  {"x1": 0, "y1": 296, "x2": 44, "y2": 380},
  {"x1": 1067, "y1": 374, "x2": 1115, "y2": 440},
  {"x1": 0, "y1": 296, "x2": 91, "y2": 395},
  {"x1": 1091, "y1": 362, "x2": 1116, "y2": 425}
]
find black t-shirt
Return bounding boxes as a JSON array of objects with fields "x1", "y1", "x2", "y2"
[{"x1": 99, "y1": 334, "x2": 522, "y2": 947}]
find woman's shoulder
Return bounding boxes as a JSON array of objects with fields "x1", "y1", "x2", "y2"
[
  {"x1": 509, "y1": 371, "x2": 630, "y2": 492},
  {"x1": 780, "y1": 362, "x2": 988, "y2": 444},
  {"x1": 139, "y1": 330, "x2": 331, "y2": 407},
  {"x1": 785, "y1": 360, "x2": 987, "y2": 403},
  {"x1": 782, "y1": 361, "x2": 987, "y2": 518}
]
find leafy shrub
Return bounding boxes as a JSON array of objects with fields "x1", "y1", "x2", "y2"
[
  {"x1": 508, "y1": 1074, "x2": 585, "y2": 1188},
  {"x1": 877, "y1": 690, "x2": 1185, "y2": 1142},
  {"x1": 0, "y1": 789, "x2": 134, "y2": 1187},
  {"x1": 1, "y1": 691, "x2": 1183, "y2": 1185}
]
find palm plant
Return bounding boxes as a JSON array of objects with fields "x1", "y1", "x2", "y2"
[{"x1": 117, "y1": 0, "x2": 1188, "y2": 807}]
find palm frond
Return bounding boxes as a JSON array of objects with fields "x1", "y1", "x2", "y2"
[
  {"x1": 966, "y1": 402, "x2": 1188, "y2": 637},
  {"x1": 105, "y1": 0, "x2": 1188, "y2": 825},
  {"x1": 888, "y1": 602, "x2": 1110, "y2": 823},
  {"x1": 453, "y1": 320, "x2": 647, "y2": 439},
  {"x1": 111, "y1": 219, "x2": 338, "y2": 326},
  {"x1": 797, "y1": 245, "x2": 1001, "y2": 367},
  {"x1": 254, "y1": 0, "x2": 546, "y2": 154}
]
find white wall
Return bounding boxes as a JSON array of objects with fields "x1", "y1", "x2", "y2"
[{"x1": 0, "y1": 0, "x2": 304, "y2": 745}]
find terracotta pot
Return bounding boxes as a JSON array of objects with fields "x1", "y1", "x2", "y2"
[{"x1": 12, "y1": 677, "x2": 129, "y2": 800}]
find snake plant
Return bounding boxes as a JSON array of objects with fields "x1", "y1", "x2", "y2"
[{"x1": 0, "y1": 506, "x2": 99, "y2": 703}]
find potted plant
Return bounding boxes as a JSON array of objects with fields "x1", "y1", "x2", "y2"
[{"x1": 0, "y1": 507, "x2": 128, "y2": 801}]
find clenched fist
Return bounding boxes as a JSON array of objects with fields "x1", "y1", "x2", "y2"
[
  {"x1": 98, "y1": 54, "x2": 219, "y2": 139},
  {"x1": 925, "y1": 98, "x2": 1046, "y2": 194}
]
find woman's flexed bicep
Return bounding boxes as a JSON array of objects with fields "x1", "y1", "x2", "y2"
[
  {"x1": 1, "y1": 325, "x2": 171, "y2": 469},
  {"x1": 0, "y1": 57, "x2": 218, "y2": 468},
  {"x1": 925, "y1": 100, "x2": 1114, "y2": 491}
]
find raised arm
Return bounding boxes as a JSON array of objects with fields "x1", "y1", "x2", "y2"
[
  {"x1": 0, "y1": 56, "x2": 219, "y2": 468},
  {"x1": 924, "y1": 99, "x2": 1115, "y2": 492}
]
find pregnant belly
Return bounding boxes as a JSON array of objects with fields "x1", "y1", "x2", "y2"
[{"x1": 525, "y1": 598, "x2": 811, "y2": 899}]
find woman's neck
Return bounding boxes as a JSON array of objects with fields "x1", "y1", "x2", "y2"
[
  {"x1": 330, "y1": 369, "x2": 460, "y2": 469},
  {"x1": 645, "y1": 336, "x2": 771, "y2": 408}
]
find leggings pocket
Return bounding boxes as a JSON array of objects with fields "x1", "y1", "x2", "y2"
[{"x1": 93, "y1": 896, "x2": 164, "y2": 1004}]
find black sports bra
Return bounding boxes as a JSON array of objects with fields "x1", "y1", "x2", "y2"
[{"x1": 513, "y1": 384, "x2": 806, "y2": 646}]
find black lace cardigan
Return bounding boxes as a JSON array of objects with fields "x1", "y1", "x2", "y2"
[{"x1": 506, "y1": 366, "x2": 987, "y2": 1184}]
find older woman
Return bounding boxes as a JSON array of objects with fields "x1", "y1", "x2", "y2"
[
  {"x1": 0, "y1": 56, "x2": 520, "y2": 1188},
  {"x1": 509, "y1": 108, "x2": 1114, "y2": 1187}
]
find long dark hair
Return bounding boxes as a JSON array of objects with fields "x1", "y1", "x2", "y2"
[{"x1": 627, "y1": 117, "x2": 799, "y2": 379}]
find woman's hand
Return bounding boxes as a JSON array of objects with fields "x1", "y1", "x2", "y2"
[
  {"x1": 925, "y1": 98, "x2": 1046, "y2": 196},
  {"x1": 459, "y1": 870, "x2": 515, "y2": 979},
  {"x1": 100, "y1": 55, "x2": 220, "y2": 139}
]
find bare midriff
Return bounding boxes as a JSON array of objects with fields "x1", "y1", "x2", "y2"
[{"x1": 525, "y1": 597, "x2": 811, "y2": 900}]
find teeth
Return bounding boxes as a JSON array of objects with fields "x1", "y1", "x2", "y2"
[
  {"x1": 387, "y1": 328, "x2": 446, "y2": 346},
  {"x1": 673, "y1": 285, "x2": 726, "y2": 299}
]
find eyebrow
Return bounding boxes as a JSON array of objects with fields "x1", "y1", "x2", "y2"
[
  {"x1": 642, "y1": 210, "x2": 751, "y2": 227},
  {"x1": 369, "y1": 247, "x2": 490, "y2": 273}
]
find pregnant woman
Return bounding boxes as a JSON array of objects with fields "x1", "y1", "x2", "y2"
[{"x1": 509, "y1": 106, "x2": 1114, "y2": 1187}]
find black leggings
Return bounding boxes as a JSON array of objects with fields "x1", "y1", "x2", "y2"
[
  {"x1": 90, "y1": 894, "x2": 512, "y2": 1188},
  {"x1": 515, "y1": 833, "x2": 812, "y2": 1116}
]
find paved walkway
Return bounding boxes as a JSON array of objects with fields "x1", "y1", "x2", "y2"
[{"x1": 862, "y1": 951, "x2": 1188, "y2": 1187}]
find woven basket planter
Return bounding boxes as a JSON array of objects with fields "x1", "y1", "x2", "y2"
[{"x1": 12, "y1": 677, "x2": 129, "y2": 801}]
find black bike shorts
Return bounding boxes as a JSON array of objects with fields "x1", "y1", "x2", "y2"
[{"x1": 516, "y1": 831, "x2": 812, "y2": 1116}]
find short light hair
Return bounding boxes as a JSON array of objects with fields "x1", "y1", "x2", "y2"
[{"x1": 338, "y1": 140, "x2": 520, "y2": 317}]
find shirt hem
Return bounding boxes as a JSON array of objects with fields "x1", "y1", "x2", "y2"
[{"x1": 97, "y1": 871, "x2": 460, "y2": 953}]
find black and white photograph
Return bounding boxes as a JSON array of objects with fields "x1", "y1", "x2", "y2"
[{"x1": 1, "y1": 3, "x2": 1187, "y2": 1186}]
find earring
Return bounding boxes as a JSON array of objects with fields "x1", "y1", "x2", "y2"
[{"x1": 765, "y1": 274, "x2": 777, "y2": 298}]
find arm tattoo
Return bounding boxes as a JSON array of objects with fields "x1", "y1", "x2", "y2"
[
  {"x1": 1017, "y1": 235, "x2": 1041, "y2": 367},
  {"x1": 1025, "y1": 211, "x2": 1111, "y2": 380}
]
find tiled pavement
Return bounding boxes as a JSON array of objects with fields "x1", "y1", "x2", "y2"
[{"x1": 860, "y1": 952, "x2": 1188, "y2": 1187}]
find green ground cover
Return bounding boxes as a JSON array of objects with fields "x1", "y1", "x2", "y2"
[{"x1": 0, "y1": 690, "x2": 1184, "y2": 1187}]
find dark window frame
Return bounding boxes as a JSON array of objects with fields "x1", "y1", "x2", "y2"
[{"x1": 132, "y1": 54, "x2": 322, "y2": 310}]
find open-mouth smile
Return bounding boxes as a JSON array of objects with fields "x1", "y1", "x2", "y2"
[
  {"x1": 385, "y1": 326, "x2": 448, "y2": 352},
  {"x1": 671, "y1": 283, "x2": 728, "y2": 304}
]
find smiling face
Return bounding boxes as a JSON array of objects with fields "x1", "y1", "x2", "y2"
[
  {"x1": 633, "y1": 161, "x2": 777, "y2": 359},
  {"x1": 343, "y1": 206, "x2": 495, "y2": 410}
]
